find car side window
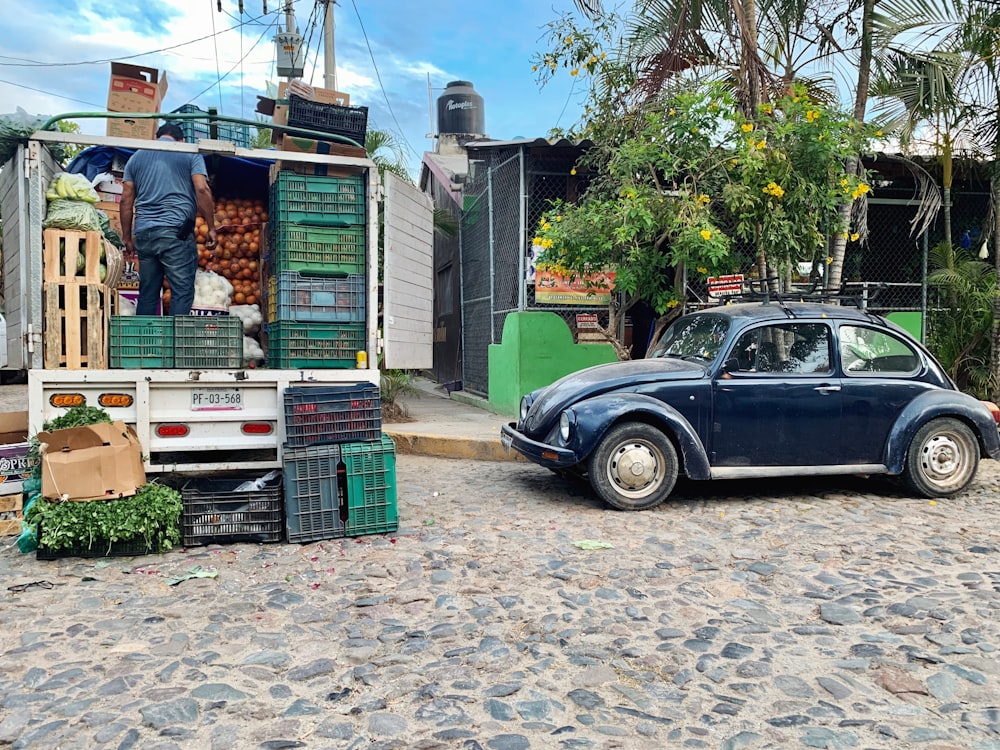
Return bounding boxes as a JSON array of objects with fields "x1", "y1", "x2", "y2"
[
  {"x1": 730, "y1": 323, "x2": 831, "y2": 374},
  {"x1": 840, "y1": 326, "x2": 920, "y2": 374}
]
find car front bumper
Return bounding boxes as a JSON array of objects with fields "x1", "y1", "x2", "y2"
[{"x1": 501, "y1": 422, "x2": 579, "y2": 468}]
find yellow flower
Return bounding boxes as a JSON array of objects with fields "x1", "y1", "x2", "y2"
[
  {"x1": 817, "y1": 135, "x2": 825, "y2": 140},
  {"x1": 806, "y1": 109, "x2": 819, "y2": 122},
  {"x1": 532, "y1": 65, "x2": 538, "y2": 72},
  {"x1": 741, "y1": 123, "x2": 754, "y2": 132},
  {"x1": 850, "y1": 233, "x2": 860, "y2": 242},
  {"x1": 588, "y1": 56, "x2": 597, "y2": 64},
  {"x1": 857, "y1": 183, "x2": 870, "y2": 194},
  {"x1": 541, "y1": 238, "x2": 554, "y2": 249},
  {"x1": 666, "y1": 299, "x2": 679, "y2": 309},
  {"x1": 691, "y1": 127, "x2": 699, "y2": 133},
  {"x1": 826, "y1": 256, "x2": 833, "y2": 264},
  {"x1": 840, "y1": 178, "x2": 849, "y2": 186},
  {"x1": 697, "y1": 194, "x2": 710, "y2": 205},
  {"x1": 532, "y1": 237, "x2": 543, "y2": 245},
  {"x1": 570, "y1": 68, "x2": 579, "y2": 77},
  {"x1": 697, "y1": 267, "x2": 708, "y2": 274},
  {"x1": 570, "y1": 168, "x2": 577, "y2": 175},
  {"x1": 550, "y1": 63, "x2": 557, "y2": 71},
  {"x1": 600, "y1": 52, "x2": 607, "y2": 59},
  {"x1": 565, "y1": 35, "x2": 572, "y2": 44},
  {"x1": 755, "y1": 139, "x2": 767, "y2": 150},
  {"x1": 793, "y1": 96, "x2": 800, "y2": 102},
  {"x1": 668, "y1": 109, "x2": 676, "y2": 116},
  {"x1": 761, "y1": 104, "x2": 773, "y2": 114},
  {"x1": 700, "y1": 229, "x2": 713, "y2": 241},
  {"x1": 875, "y1": 130, "x2": 883, "y2": 137},
  {"x1": 762, "y1": 182, "x2": 784, "y2": 198},
  {"x1": 541, "y1": 221, "x2": 552, "y2": 232},
  {"x1": 555, "y1": 215, "x2": 563, "y2": 222}
]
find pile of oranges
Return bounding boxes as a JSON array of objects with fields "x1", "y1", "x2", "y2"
[{"x1": 196, "y1": 197, "x2": 267, "y2": 306}]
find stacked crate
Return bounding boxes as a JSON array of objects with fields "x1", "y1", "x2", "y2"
[
  {"x1": 42, "y1": 229, "x2": 117, "y2": 369},
  {"x1": 180, "y1": 472, "x2": 284, "y2": 547},
  {"x1": 264, "y1": 170, "x2": 368, "y2": 368},
  {"x1": 108, "y1": 316, "x2": 243, "y2": 369},
  {"x1": 281, "y1": 384, "x2": 397, "y2": 542}
]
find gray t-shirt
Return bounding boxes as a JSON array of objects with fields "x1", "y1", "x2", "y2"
[{"x1": 123, "y1": 139, "x2": 208, "y2": 233}]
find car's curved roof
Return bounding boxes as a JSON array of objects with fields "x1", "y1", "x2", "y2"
[{"x1": 694, "y1": 301, "x2": 888, "y2": 325}]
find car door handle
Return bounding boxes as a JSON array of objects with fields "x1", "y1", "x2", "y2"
[{"x1": 814, "y1": 385, "x2": 841, "y2": 393}]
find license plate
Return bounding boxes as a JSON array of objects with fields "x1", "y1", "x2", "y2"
[
  {"x1": 500, "y1": 431, "x2": 513, "y2": 452},
  {"x1": 191, "y1": 388, "x2": 243, "y2": 411}
]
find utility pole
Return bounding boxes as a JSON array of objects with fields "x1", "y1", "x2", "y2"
[
  {"x1": 284, "y1": 0, "x2": 295, "y2": 33},
  {"x1": 321, "y1": 0, "x2": 337, "y2": 91}
]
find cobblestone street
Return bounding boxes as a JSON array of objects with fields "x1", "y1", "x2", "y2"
[{"x1": 1, "y1": 452, "x2": 998, "y2": 749}]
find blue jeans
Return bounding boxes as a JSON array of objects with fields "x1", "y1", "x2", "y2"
[{"x1": 134, "y1": 226, "x2": 198, "y2": 316}]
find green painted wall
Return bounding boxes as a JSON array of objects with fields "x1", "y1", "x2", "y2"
[{"x1": 488, "y1": 312, "x2": 617, "y2": 416}]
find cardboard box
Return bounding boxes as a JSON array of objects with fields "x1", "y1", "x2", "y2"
[
  {"x1": 0, "y1": 493, "x2": 23, "y2": 537},
  {"x1": 278, "y1": 82, "x2": 349, "y2": 105},
  {"x1": 0, "y1": 412, "x2": 32, "y2": 495},
  {"x1": 107, "y1": 63, "x2": 168, "y2": 139},
  {"x1": 38, "y1": 421, "x2": 146, "y2": 502},
  {"x1": 280, "y1": 134, "x2": 366, "y2": 159},
  {"x1": 96, "y1": 201, "x2": 122, "y2": 235}
]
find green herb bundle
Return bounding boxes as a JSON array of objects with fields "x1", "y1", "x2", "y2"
[{"x1": 26, "y1": 483, "x2": 182, "y2": 555}]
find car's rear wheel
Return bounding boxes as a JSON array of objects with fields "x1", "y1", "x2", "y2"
[
  {"x1": 588, "y1": 422, "x2": 678, "y2": 511},
  {"x1": 904, "y1": 417, "x2": 980, "y2": 497}
]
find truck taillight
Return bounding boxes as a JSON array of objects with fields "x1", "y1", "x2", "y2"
[
  {"x1": 98, "y1": 393, "x2": 133, "y2": 408},
  {"x1": 50, "y1": 393, "x2": 85, "y2": 408},
  {"x1": 157, "y1": 424, "x2": 190, "y2": 437},
  {"x1": 241, "y1": 423, "x2": 273, "y2": 435}
]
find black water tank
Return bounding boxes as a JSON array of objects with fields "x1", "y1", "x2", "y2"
[{"x1": 437, "y1": 80, "x2": 485, "y2": 137}]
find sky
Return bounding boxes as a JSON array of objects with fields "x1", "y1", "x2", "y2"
[{"x1": 0, "y1": 0, "x2": 588, "y2": 177}]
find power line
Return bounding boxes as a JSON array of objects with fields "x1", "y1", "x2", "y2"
[
  {"x1": 0, "y1": 77, "x2": 105, "y2": 109},
  {"x1": 183, "y1": 14, "x2": 277, "y2": 108},
  {"x1": 349, "y1": 0, "x2": 417, "y2": 158},
  {"x1": 211, "y1": 0, "x2": 225, "y2": 113}
]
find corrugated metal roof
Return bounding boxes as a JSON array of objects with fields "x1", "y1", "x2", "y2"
[{"x1": 463, "y1": 137, "x2": 594, "y2": 150}]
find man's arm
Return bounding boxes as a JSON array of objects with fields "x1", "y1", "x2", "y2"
[
  {"x1": 192, "y1": 173, "x2": 217, "y2": 249},
  {"x1": 120, "y1": 181, "x2": 135, "y2": 255}
]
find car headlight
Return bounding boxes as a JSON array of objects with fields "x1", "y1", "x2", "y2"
[
  {"x1": 520, "y1": 396, "x2": 531, "y2": 421},
  {"x1": 559, "y1": 411, "x2": 575, "y2": 442}
]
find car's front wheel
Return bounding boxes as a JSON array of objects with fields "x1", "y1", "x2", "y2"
[
  {"x1": 904, "y1": 417, "x2": 980, "y2": 497},
  {"x1": 588, "y1": 422, "x2": 678, "y2": 511}
]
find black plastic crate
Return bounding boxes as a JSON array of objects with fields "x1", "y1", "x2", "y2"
[
  {"x1": 283, "y1": 383, "x2": 381, "y2": 447},
  {"x1": 283, "y1": 435, "x2": 397, "y2": 543},
  {"x1": 35, "y1": 522, "x2": 158, "y2": 559},
  {"x1": 286, "y1": 94, "x2": 368, "y2": 146},
  {"x1": 181, "y1": 472, "x2": 283, "y2": 546}
]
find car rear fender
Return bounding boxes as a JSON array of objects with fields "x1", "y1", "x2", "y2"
[
  {"x1": 884, "y1": 389, "x2": 1000, "y2": 472},
  {"x1": 570, "y1": 393, "x2": 712, "y2": 479}
]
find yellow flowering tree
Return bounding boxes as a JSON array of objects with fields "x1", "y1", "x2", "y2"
[{"x1": 723, "y1": 87, "x2": 878, "y2": 289}]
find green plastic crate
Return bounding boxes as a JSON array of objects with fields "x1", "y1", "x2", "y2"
[
  {"x1": 174, "y1": 316, "x2": 243, "y2": 368},
  {"x1": 269, "y1": 172, "x2": 365, "y2": 227},
  {"x1": 283, "y1": 434, "x2": 397, "y2": 542},
  {"x1": 268, "y1": 224, "x2": 365, "y2": 277},
  {"x1": 265, "y1": 322, "x2": 365, "y2": 369},
  {"x1": 110, "y1": 316, "x2": 174, "y2": 368}
]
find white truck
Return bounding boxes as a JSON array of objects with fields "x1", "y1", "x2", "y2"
[{"x1": 0, "y1": 129, "x2": 433, "y2": 475}]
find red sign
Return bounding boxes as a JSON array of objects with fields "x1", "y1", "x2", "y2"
[{"x1": 707, "y1": 274, "x2": 744, "y2": 298}]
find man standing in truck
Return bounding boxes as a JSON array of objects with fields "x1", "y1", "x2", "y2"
[{"x1": 120, "y1": 123, "x2": 217, "y2": 316}]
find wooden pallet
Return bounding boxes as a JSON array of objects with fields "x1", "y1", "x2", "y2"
[
  {"x1": 43, "y1": 229, "x2": 104, "y2": 284},
  {"x1": 43, "y1": 282, "x2": 111, "y2": 369},
  {"x1": 0, "y1": 493, "x2": 22, "y2": 537}
]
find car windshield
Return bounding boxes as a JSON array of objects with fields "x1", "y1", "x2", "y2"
[{"x1": 647, "y1": 313, "x2": 731, "y2": 361}]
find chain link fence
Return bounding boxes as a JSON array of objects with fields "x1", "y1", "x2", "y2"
[{"x1": 459, "y1": 144, "x2": 994, "y2": 396}]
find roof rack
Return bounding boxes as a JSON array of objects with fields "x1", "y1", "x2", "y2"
[{"x1": 726, "y1": 277, "x2": 889, "y2": 312}]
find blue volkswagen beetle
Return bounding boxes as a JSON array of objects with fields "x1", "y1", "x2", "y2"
[{"x1": 501, "y1": 301, "x2": 1000, "y2": 510}]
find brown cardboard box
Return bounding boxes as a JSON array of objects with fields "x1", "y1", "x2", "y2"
[
  {"x1": 96, "y1": 201, "x2": 122, "y2": 236},
  {"x1": 0, "y1": 411, "x2": 32, "y2": 495},
  {"x1": 278, "y1": 82, "x2": 350, "y2": 105},
  {"x1": 269, "y1": 102, "x2": 288, "y2": 144},
  {"x1": 106, "y1": 63, "x2": 168, "y2": 139},
  {"x1": 38, "y1": 421, "x2": 146, "y2": 502},
  {"x1": 280, "y1": 134, "x2": 366, "y2": 159}
]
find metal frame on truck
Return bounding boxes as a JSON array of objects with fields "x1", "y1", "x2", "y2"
[{"x1": 1, "y1": 130, "x2": 433, "y2": 475}]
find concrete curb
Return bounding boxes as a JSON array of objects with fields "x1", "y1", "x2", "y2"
[{"x1": 382, "y1": 430, "x2": 526, "y2": 462}]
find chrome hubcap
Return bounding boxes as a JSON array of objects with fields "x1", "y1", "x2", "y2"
[{"x1": 609, "y1": 442, "x2": 659, "y2": 493}]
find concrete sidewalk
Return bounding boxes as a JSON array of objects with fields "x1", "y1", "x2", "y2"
[{"x1": 381, "y1": 378, "x2": 523, "y2": 462}]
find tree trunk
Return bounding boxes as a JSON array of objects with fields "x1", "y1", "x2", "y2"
[
  {"x1": 990, "y1": 173, "x2": 1000, "y2": 401},
  {"x1": 827, "y1": 0, "x2": 874, "y2": 296}
]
